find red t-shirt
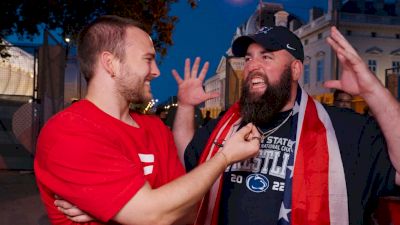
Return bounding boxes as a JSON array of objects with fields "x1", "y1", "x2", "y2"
[{"x1": 34, "y1": 100, "x2": 185, "y2": 224}]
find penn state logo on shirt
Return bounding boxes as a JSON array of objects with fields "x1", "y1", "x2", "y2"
[{"x1": 246, "y1": 174, "x2": 269, "y2": 193}]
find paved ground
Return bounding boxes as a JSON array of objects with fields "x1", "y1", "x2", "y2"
[{"x1": 0, "y1": 170, "x2": 49, "y2": 225}]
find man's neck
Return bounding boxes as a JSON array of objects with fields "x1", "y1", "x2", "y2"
[{"x1": 86, "y1": 83, "x2": 139, "y2": 128}]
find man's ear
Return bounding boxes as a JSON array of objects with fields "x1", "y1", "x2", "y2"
[
  {"x1": 100, "y1": 51, "x2": 116, "y2": 77},
  {"x1": 291, "y1": 60, "x2": 303, "y2": 82}
]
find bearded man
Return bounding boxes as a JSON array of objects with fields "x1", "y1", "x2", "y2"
[{"x1": 171, "y1": 26, "x2": 400, "y2": 225}]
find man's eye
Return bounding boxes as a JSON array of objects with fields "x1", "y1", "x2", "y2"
[
  {"x1": 262, "y1": 55, "x2": 272, "y2": 60},
  {"x1": 244, "y1": 57, "x2": 251, "y2": 62}
]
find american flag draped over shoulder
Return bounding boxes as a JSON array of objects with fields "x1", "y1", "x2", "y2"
[{"x1": 194, "y1": 87, "x2": 349, "y2": 225}]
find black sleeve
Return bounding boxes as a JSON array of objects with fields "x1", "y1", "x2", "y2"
[
  {"x1": 184, "y1": 117, "x2": 221, "y2": 172},
  {"x1": 326, "y1": 106, "x2": 398, "y2": 197},
  {"x1": 359, "y1": 116, "x2": 399, "y2": 197}
]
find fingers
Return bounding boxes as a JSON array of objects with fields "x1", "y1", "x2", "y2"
[
  {"x1": 198, "y1": 61, "x2": 209, "y2": 81},
  {"x1": 54, "y1": 199, "x2": 84, "y2": 217},
  {"x1": 326, "y1": 37, "x2": 351, "y2": 63},
  {"x1": 191, "y1": 57, "x2": 201, "y2": 78},
  {"x1": 250, "y1": 124, "x2": 260, "y2": 139},
  {"x1": 202, "y1": 91, "x2": 220, "y2": 101},
  {"x1": 179, "y1": 57, "x2": 209, "y2": 81},
  {"x1": 171, "y1": 69, "x2": 183, "y2": 84},
  {"x1": 328, "y1": 37, "x2": 364, "y2": 74},
  {"x1": 246, "y1": 124, "x2": 261, "y2": 143},
  {"x1": 55, "y1": 199, "x2": 94, "y2": 222},
  {"x1": 327, "y1": 29, "x2": 363, "y2": 67},
  {"x1": 330, "y1": 27, "x2": 358, "y2": 56},
  {"x1": 221, "y1": 123, "x2": 261, "y2": 164},
  {"x1": 57, "y1": 206, "x2": 84, "y2": 217},
  {"x1": 323, "y1": 80, "x2": 342, "y2": 90},
  {"x1": 236, "y1": 123, "x2": 261, "y2": 143},
  {"x1": 184, "y1": 58, "x2": 191, "y2": 79},
  {"x1": 67, "y1": 214, "x2": 94, "y2": 223},
  {"x1": 237, "y1": 123, "x2": 254, "y2": 137},
  {"x1": 54, "y1": 199, "x2": 74, "y2": 209}
]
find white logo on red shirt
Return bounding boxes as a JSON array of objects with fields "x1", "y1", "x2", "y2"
[{"x1": 138, "y1": 153, "x2": 154, "y2": 175}]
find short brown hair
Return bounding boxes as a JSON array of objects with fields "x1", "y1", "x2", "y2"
[{"x1": 77, "y1": 15, "x2": 145, "y2": 82}]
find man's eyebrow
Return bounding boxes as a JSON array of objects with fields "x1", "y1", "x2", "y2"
[{"x1": 144, "y1": 53, "x2": 156, "y2": 58}]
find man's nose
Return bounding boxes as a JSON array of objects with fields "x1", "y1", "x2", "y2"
[
  {"x1": 151, "y1": 61, "x2": 160, "y2": 78},
  {"x1": 246, "y1": 59, "x2": 262, "y2": 73}
]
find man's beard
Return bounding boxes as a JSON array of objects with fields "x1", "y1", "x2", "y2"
[
  {"x1": 239, "y1": 66, "x2": 292, "y2": 125},
  {"x1": 115, "y1": 68, "x2": 151, "y2": 104}
]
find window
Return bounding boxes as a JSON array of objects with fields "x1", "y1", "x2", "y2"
[
  {"x1": 318, "y1": 33, "x2": 323, "y2": 40},
  {"x1": 368, "y1": 60, "x2": 377, "y2": 73},
  {"x1": 371, "y1": 32, "x2": 376, "y2": 37},
  {"x1": 346, "y1": 30, "x2": 352, "y2": 36},
  {"x1": 317, "y1": 59, "x2": 324, "y2": 82},
  {"x1": 304, "y1": 64, "x2": 310, "y2": 84},
  {"x1": 396, "y1": 34, "x2": 400, "y2": 39},
  {"x1": 393, "y1": 61, "x2": 400, "y2": 73},
  {"x1": 304, "y1": 39, "x2": 308, "y2": 45}
]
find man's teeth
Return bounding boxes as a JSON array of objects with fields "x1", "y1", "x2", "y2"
[{"x1": 251, "y1": 78, "x2": 264, "y2": 85}]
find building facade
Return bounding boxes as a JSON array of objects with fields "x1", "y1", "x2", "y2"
[{"x1": 296, "y1": 0, "x2": 400, "y2": 112}]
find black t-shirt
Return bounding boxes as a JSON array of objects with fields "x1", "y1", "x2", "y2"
[
  {"x1": 219, "y1": 110, "x2": 294, "y2": 225},
  {"x1": 184, "y1": 106, "x2": 399, "y2": 225}
]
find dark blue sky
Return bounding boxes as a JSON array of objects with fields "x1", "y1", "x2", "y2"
[{"x1": 153, "y1": 0, "x2": 327, "y2": 103}]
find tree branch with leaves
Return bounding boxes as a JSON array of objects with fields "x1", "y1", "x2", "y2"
[{"x1": 0, "y1": 0, "x2": 197, "y2": 58}]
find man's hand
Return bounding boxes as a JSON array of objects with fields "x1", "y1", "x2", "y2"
[
  {"x1": 325, "y1": 27, "x2": 400, "y2": 185},
  {"x1": 324, "y1": 26, "x2": 382, "y2": 98},
  {"x1": 172, "y1": 57, "x2": 219, "y2": 108},
  {"x1": 54, "y1": 197, "x2": 94, "y2": 223},
  {"x1": 221, "y1": 123, "x2": 261, "y2": 164}
]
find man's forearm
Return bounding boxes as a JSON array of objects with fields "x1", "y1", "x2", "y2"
[
  {"x1": 363, "y1": 85, "x2": 400, "y2": 175},
  {"x1": 172, "y1": 104, "x2": 196, "y2": 164},
  {"x1": 114, "y1": 152, "x2": 228, "y2": 225}
]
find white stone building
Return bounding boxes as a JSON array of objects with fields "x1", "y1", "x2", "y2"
[{"x1": 295, "y1": 0, "x2": 400, "y2": 111}]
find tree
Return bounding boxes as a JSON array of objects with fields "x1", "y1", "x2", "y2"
[{"x1": 0, "y1": 0, "x2": 197, "y2": 58}]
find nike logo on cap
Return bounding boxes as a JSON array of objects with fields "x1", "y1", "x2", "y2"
[{"x1": 286, "y1": 44, "x2": 296, "y2": 51}]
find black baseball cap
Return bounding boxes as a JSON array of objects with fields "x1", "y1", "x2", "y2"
[{"x1": 232, "y1": 26, "x2": 304, "y2": 62}]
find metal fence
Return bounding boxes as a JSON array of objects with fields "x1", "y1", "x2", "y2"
[
  {"x1": 0, "y1": 31, "x2": 68, "y2": 170},
  {"x1": 0, "y1": 44, "x2": 39, "y2": 169}
]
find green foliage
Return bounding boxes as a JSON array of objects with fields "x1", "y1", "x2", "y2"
[{"x1": 0, "y1": 0, "x2": 197, "y2": 58}]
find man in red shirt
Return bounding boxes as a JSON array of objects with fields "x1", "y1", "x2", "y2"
[{"x1": 34, "y1": 15, "x2": 260, "y2": 225}]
